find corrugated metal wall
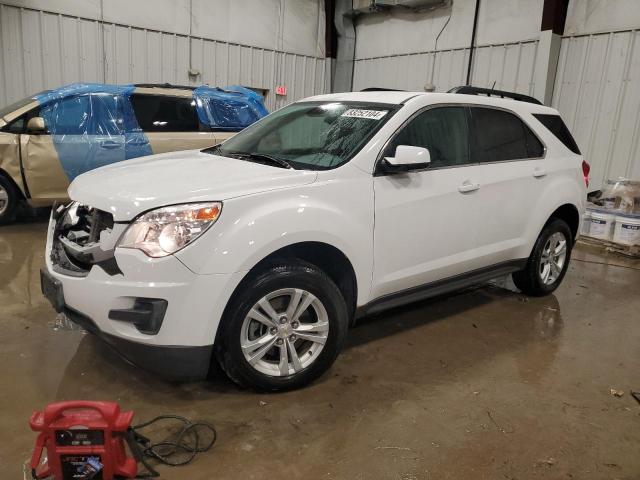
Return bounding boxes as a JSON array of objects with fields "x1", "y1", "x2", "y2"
[
  {"x1": 552, "y1": 29, "x2": 640, "y2": 190},
  {"x1": 0, "y1": 3, "x2": 330, "y2": 112},
  {"x1": 353, "y1": 40, "x2": 539, "y2": 95},
  {"x1": 353, "y1": 31, "x2": 640, "y2": 191}
]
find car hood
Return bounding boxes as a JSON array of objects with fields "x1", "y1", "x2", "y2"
[{"x1": 68, "y1": 150, "x2": 318, "y2": 221}]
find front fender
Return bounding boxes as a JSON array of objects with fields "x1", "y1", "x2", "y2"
[{"x1": 175, "y1": 169, "x2": 374, "y2": 306}]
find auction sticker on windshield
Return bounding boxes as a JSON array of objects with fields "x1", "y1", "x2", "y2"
[{"x1": 341, "y1": 109, "x2": 388, "y2": 120}]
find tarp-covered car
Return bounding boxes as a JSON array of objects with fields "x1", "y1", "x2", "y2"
[{"x1": 0, "y1": 83, "x2": 268, "y2": 224}]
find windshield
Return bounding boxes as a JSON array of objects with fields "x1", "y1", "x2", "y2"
[
  {"x1": 215, "y1": 101, "x2": 397, "y2": 170},
  {"x1": 0, "y1": 91, "x2": 48, "y2": 120}
]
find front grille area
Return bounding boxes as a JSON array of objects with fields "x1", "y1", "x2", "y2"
[
  {"x1": 68, "y1": 205, "x2": 114, "y2": 245},
  {"x1": 51, "y1": 203, "x2": 120, "y2": 276}
]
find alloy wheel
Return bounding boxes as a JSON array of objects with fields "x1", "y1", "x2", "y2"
[
  {"x1": 0, "y1": 184, "x2": 8, "y2": 215},
  {"x1": 539, "y1": 231, "x2": 567, "y2": 285},
  {"x1": 240, "y1": 288, "x2": 330, "y2": 377}
]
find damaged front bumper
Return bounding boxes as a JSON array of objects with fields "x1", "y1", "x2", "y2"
[{"x1": 41, "y1": 204, "x2": 241, "y2": 381}]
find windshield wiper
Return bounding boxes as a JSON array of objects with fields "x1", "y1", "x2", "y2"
[
  {"x1": 203, "y1": 146, "x2": 293, "y2": 169},
  {"x1": 236, "y1": 152, "x2": 293, "y2": 169}
]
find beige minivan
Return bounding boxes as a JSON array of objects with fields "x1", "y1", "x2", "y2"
[{"x1": 0, "y1": 83, "x2": 268, "y2": 224}]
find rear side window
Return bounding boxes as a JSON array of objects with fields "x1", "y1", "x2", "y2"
[
  {"x1": 130, "y1": 95, "x2": 199, "y2": 132},
  {"x1": 470, "y1": 107, "x2": 544, "y2": 162},
  {"x1": 91, "y1": 93, "x2": 124, "y2": 136},
  {"x1": 384, "y1": 106, "x2": 471, "y2": 168},
  {"x1": 533, "y1": 113, "x2": 581, "y2": 154}
]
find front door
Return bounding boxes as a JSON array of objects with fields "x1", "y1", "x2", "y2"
[
  {"x1": 20, "y1": 132, "x2": 69, "y2": 203},
  {"x1": 372, "y1": 106, "x2": 483, "y2": 299},
  {"x1": 22, "y1": 93, "x2": 129, "y2": 203},
  {"x1": 0, "y1": 129, "x2": 24, "y2": 194}
]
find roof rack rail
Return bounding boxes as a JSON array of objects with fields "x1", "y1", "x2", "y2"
[
  {"x1": 360, "y1": 87, "x2": 406, "y2": 92},
  {"x1": 133, "y1": 83, "x2": 251, "y2": 96},
  {"x1": 448, "y1": 85, "x2": 542, "y2": 105},
  {"x1": 133, "y1": 83, "x2": 197, "y2": 90}
]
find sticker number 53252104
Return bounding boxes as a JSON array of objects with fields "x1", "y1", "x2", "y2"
[{"x1": 341, "y1": 109, "x2": 388, "y2": 120}]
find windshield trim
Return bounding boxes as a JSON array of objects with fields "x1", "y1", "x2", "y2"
[{"x1": 214, "y1": 100, "x2": 402, "y2": 171}]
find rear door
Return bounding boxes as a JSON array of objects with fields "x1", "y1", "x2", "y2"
[
  {"x1": 129, "y1": 94, "x2": 219, "y2": 154},
  {"x1": 468, "y1": 106, "x2": 547, "y2": 266},
  {"x1": 372, "y1": 105, "x2": 484, "y2": 299},
  {"x1": 88, "y1": 93, "x2": 128, "y2": 170}
]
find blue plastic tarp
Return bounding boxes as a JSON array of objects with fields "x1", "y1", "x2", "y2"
[
  {"x1": 34, "y1": 83, "x2": 267, "y2": 181},
  {"x1": 35, "y1": 84, "x2": 152, "y2": 180},
  {"x1": 194, "y1": 85, "x2": 269, "y2": 131}
]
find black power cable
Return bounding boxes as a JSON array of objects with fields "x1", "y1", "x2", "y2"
[{"x1": 126, "y1": 415, "x2": 217, "y2": 478}]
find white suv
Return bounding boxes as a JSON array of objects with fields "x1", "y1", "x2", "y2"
[{"x1": 41, "y1": 88, "x2": 588, "y2": 391}]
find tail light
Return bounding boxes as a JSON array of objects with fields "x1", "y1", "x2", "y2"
[{"x1": 581, "y1": 160, "x2": 590, "y2": 188}]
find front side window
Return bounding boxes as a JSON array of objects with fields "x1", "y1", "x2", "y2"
[
  {"x1": 470, "y1": 107, "x2": 544, "y2": 162},
  {"x1": 40, "y1": 94, "x2": 124, "y2": 136},
  {"x1": 3, "y1": 115, "x2": 26, "y2": 134},
  {"x1": 0, "y1": 91, "x2": 48, "y2": 120},
  {"x1": 130, "y1": 95, "x2": 199, "y2": 132},
  {"x1": 40, "y1": 95, "x2": 91, "y2": 135},
  {"x1": 383, "y1": 106, "x2": 471, "y2": 169},
  {"x1": 216, "y1": 101, "x2": 396, "y2": 170}
]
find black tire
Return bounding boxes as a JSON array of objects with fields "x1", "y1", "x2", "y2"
[
  {"x1": 513, "y1": 218, "x2": 573, "y2": 296},
  {"x1": 0, "y1": 175, "x2": 19, "y2": 226},
  {"x1": 215, "y1": 260, "x2": 349, "y2": 391}
]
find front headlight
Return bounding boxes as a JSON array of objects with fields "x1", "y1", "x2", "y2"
[{"x1": 117, "y1": 202, "x2": 222, "y2": 258}]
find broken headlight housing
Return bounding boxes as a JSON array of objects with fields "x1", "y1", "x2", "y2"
[{"x1": 117, "y1": 202, "x2": 222, "y2": 258}]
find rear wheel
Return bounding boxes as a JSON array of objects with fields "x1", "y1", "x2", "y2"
[
  {"x1": 513, "y1": 218, "x2": 572, "y2": 296},
  {"x1": 216, "y1": 261, "x2": 348, "y2": 391},
  {"x1": 0, "y1": 176, "x2": 19, "y2": 226}
]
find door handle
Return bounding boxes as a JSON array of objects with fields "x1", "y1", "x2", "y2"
[
  {"x1": 458, "y1": 181, "x2": 480, "y2": 193},
  {"x1": 99, "y1": 140, "x2": 121, "y2": 149},
  {"x1": 127, "y1": 139, "x2": 149, "y2": 146},
  {"x1": 533, "y1": 167, "x2": 547, "y2": 178}
]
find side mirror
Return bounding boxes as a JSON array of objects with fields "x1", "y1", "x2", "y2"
[
  {"x1": 381, "y1": 145, "x2": 431, "y2": 173},
  {"x1": 27, "y1": 117, "x2": 46, "y2": 134}
]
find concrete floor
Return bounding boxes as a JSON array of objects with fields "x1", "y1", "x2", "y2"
[{"x1": 1, "y1": 218, "x2": 639, "y2": 480}]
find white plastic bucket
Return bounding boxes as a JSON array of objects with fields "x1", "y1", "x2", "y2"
[
  {"x1": 613, "y1": 215, "x2": 640, "y2": 246},
  {"x1": 589, "y1": 211, "x2": 615, "y2": 240},
  {"x1": 581, "y1": 210, "x2": 592, "y2": 236}
]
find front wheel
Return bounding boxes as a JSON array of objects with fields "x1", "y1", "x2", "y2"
[
  {"x1": 513, "y1": 218, "x2": 573, "y2": 296},
  {"x1": 216, "y1": 261, "x2": 348, "y2": 391},
  {"x1": 0, "y1": 176, "x2": 19, "y2": 225}
]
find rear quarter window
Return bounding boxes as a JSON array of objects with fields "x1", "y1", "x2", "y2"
[{"x1": 533, "y1": 113, "x2": 581, "y2": 155}]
